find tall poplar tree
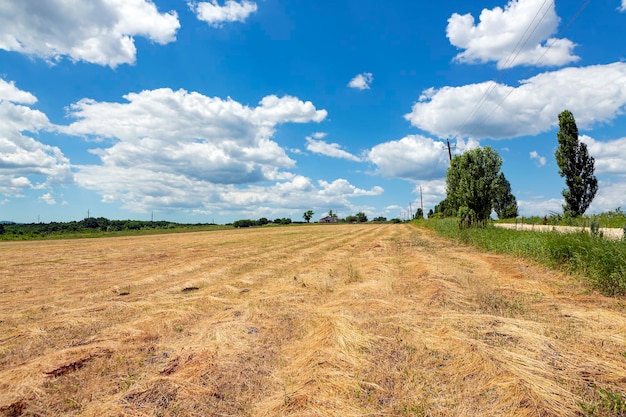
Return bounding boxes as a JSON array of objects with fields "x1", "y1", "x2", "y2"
[{"x1": 554, "y1": 110, "x2": 598, "y2": 217}]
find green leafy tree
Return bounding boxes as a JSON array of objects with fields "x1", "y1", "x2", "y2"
[
  {"x1": 355, "y1": 212, "x2": 368, "y2": 223},
  {"x1": 554, "y1": 110, "x2": 598, "y2": 217},
  {"x1": 433, "y1": 197, "x2": 457, "y2": 217},
  {"x1": 493, "y1": 172, "x2": 518, "y2": 219},
  {"x1": 445, "y1": 146, "x2": 507, "y2": 225},
  {"x1": 414, "y1": 208, "x2": 424, "y2": 220},
  {"x1": 302, "y1": 210, "x2": 314, "y2": 223}
]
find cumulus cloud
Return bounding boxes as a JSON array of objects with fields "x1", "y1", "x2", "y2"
[
  {"x1": 62, "y1": 87, "x2": 334, "y2": 212},
  {"x1": 317, "y1": 178, "x2": 383, "y2": 197},
  {"x1": 517, "y1": 198, "x2": 563, "y2": 216},
  {"x1": 529, "y1": 150, "x2": 547, "y2": 167},
  {"x1": 368, "y1": 135, "x2": 449, "y2": 180},
  {"x1": 348, "y1": 72, "x2": 374, "y2": 90},
  {"x1": 0, "y1": 79, "x2": 72, "y2": 197},
  {"x1": 39, "y1": 192, "x2": 56, "y2": 205},
  {"x1": 405, "y1": 62, "x2": 626, "y2": 139},
  {"x1": 366, "y1": 135, "x2": 482, "y2": 181},
  {"x1": 580, "y1": 135, "x2": 626, "y2": 176},
  {"x1": 410, "y1": 179, "x2": 447, "y2": 212},
  {"x1": 0, "y1": 79, "x2": 38, "y2": 104},
  {"x1": 0, "y1": 0, "x2": 180, "y2": 67},
  {"x1": 447, "y1": 0, "x2": 578, "y2": 69},
  {"x1": 588, "y1": 179, "x2": 626, "y2": 214},
  {"x1": 305, "y1": 135, "x2": 361, "y2": 162},
  {"x1": 190, "y1": 0, "x2": 257, "y2": 27},
  {"x1": 621, "y1": 0, "x2": 626, "y2": 12}
]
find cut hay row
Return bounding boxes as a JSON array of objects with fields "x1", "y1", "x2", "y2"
[{"x1": 1, "y1": 224, "x2": 625, "y2": 416}]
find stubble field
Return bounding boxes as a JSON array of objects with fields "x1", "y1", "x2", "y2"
[{"x1": 1, "y1": 223, "x2": 625, "y2": 416}]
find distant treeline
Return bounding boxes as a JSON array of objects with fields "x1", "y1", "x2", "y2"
[
  {"x1": 232, "y1": 218, "x2": 292, "y2": 228},
  {"x1": 231, "y1": 216, "x2": 403, "y2": 228},
  {"x1": 0, "y1": 217, "x2": 215, "y2": 239}
]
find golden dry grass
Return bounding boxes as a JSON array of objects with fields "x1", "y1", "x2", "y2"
[{"x1": 1, "y1": 224, "x2": 625, "y2": 416}]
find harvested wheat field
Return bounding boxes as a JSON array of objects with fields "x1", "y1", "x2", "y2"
[{"x1": 1, "y1": 223, "x2": 625, "y2": 416}]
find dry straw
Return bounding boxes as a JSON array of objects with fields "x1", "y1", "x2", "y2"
[{"x1": 0, "y1": 224, "x2": 625, "y2": 416}]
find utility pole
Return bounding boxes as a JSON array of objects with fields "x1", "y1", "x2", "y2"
[
  {"x1": 446, "y1": 139, "x2": 452, "y2": 161},
  {"x1": 409, "y1": 202, "x2": 413, "y2": 220},
  {"x1": 420, "y1": 186, "x2": 424, "y2": 214}
]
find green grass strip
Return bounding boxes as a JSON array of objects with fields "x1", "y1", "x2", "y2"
[{"x1": 419, "y1": 219, "x2": 626, "y2": 296}]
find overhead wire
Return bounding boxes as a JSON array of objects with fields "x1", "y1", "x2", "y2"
[
  {"x1": 421, "y1": 0, "x2": 591, "y2": 209},
  {"x1": 470, "y1": 0, "x2": 591, "y2": 136},
  {"x1": 450, "y1": 0, "x2": 553, "y2": 140}
]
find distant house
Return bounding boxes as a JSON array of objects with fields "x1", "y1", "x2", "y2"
[{"x1": 319, "y1": 216, "x2": 340, "y2": 223}]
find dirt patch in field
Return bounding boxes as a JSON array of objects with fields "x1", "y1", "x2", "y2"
[{"x1": 0, "y1": 224, "x2": 625, "y2": 416}]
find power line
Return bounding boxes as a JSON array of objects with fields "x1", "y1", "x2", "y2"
[
  {"x1": 451, "y1": 0, "x2": 553, "y2": 140},
  {"x1": 470, "y1": 0, "x2": 591, "y2": 136}
]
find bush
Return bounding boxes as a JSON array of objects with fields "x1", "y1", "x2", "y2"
[{"x1": 233, "y1": 219, "x2": 254, "y2": 228}]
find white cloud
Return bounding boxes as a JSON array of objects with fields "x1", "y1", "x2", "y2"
[
  {"x1": 74, "y1": 168, "x2": 381, "y2": 219},
  {"x1": 305, "y1": 136, "x2": 361, "y2": 162},
  {"x1": 581, "y1": 135, "x2": 626, "y2": 176},
  {"x1": 447, "y1": 0, "x2": 578, "y2": 69},
  {"x1": 411, "y1": 179, "x2": 447, "y2": 212},
  {"x1": 317, "y1": 178, "x2": 383, "y2": 197},
  {"x1": 348, "y1": 72, "x2": 374, "y2": 90},
  {"x1": 0, "y1": 79, "x2": 72, "y2": 197},
  {"x1": 190, "y1": 1, "x2": 257, "y2": 27},
  {"x1": 620, "y1": 0, "x2": 626, "y2": 12},
  {"x1": 39, "y1": 192, "x2": 56, "y2": 205},
  {"x1": 221, "y1": 177, "x2": 383, "y2": 220},
  {"x1": 253, "y1": 95, "x2": 327, "y2": 124},
  {"x1": 0, "y1": 0, "x2": 180, "y2": 67},
  {"x1": 62, "y1": 87, "x2": 335, "y2": 213},
  {"x1": 405, "y1": 62, "x2": 626, "y2": 139},
  {"x1": 588, "y1": 179, "x2": 626, "y2": 214},
  {"x1": 368, "y1": 135, "x2": 450, "y2": 180},
  {"x1": 517, "y1": 198, "x2": 563, "y2": 216},
  {"x1": 529, "y1": 150, "x2": 546, "y2": 167},
  {"x1": 0, "y1": 79, "x2": 38, "y2": 104}
]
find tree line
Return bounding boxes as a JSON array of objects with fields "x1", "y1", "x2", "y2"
[{"x1": 0, "y1": 217, "x2": 196, "y2": 237}]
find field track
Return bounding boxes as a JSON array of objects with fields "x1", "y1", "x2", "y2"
[{"x1": 1, "y1": 224, "x2": 625, "y2": 416}]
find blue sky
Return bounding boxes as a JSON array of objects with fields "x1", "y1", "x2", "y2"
[{"x1": 1, "y1": 0, "x2": 626, "y2": 224}]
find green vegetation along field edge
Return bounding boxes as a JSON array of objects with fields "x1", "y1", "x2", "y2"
[
  {"x1": 418, "y1": 218, "x2": 626, "y2": 297},
  {"x1": 0, "y1": 218, "x2": 231, "y2": 241},
  {"x1": 495, "y1": 207, "x2": 626, "y2": 229}
]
